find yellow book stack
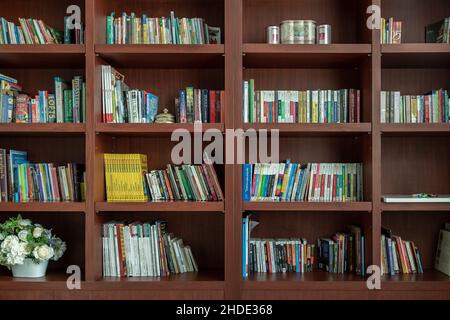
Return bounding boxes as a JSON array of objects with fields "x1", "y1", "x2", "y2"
[{"x1": 104, "y1": 153, "x2": 148, "y2": 202}]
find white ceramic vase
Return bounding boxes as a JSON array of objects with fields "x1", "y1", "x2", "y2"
[{"x1": 11, "y1": 258, "x2": 48, "y2": 278}]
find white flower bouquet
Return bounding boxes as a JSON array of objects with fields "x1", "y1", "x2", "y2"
[{"x1": 0, "y1": 215, "x2": 66, "y2": 271}]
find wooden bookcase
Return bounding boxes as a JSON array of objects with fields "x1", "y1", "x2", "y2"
[{"x1": 0, "y1": 0, "x2": 449, "y2": 300}]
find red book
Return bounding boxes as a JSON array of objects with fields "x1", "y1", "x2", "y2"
[
  {"x1": 26, "y1": 166, "x2": 33, "y2": 202},
  {"x1": 209, "y1": 91, "x2": 216, "y2": 123},
  {"x1": 218, "y1": 90, "x2": 225, "y2": 123},
  {"x1": 15, "y1": 94, "x2": 30, "y2": 123},
  {"x1": 424, "y1": 95, "x2": 430, "y2": 123},
  {"x1": 201, "y1": 164, "x2": 218, "y2": 201},
  {"x1": 51, "y1": 166, "x2": 61, "y2": 202},
  {"x1": 162, "y1": 170, "x2": 174, "y2": 200},
  {"x1": 266, "y1": 240, "x2": 272, "y2": 273},
  {"x1": 116, "y1": 224, "x2": 125, "y2": 277},
  {"x1": 264, "y1": 99, "x2": 269, "y2": 123},
  {"x1": 401, "y1": 240, "x2": 412, "y2": 273},
  {"x1": 332, "y1": 174, "x2": 337, "y2": 201}
]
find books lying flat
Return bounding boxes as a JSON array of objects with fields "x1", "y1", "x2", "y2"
[{"x1": 382, "y1": 195, "x2": 450, "y2": 203}]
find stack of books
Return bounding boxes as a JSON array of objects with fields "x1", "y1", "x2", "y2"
[
  {"x1": 380, "y1": 18, "x2": 402, "y2": 44},
  {"x1": 426, "y1": 17, "x2": 450, "y2": 43},
  {"x1": 0, "y1": 149, "x2": 85, "y2": 203},
  {"x1": 243, "y1": 80, "x2": 361, "y2": 124},
  {"x1": 381, "y1": 90, "x2": 450, "y2": 124},
  {"x1": 0, "y1": 73, "x2": 86, "y2": 124},
  {"x1": 175, "y1": 88, "x2": 223, "y2": 124},
  {"x1": 102, "y1": 221, "x2": 198, "y2": 277},
  {"x1": 242, "y1": 162, "x2": 364, "y2": 203},
  {"x1": 381, "y1": 227, "x2": 424, "y2": 275},
  {"x1": 242, "y1": 215, "x2": 315, "y2": 278},
  {"x1": 317, "y1": 225, "x2": 365, "y2": 276},
  {"x1": 104, "y1": 154, "x2": 148, "y2": 202},
  {"x1": 145, "y1": 164, "x2": 223, "y2": 202},
  {"x1": 104, "y1": 153, "x2": 224, "y2": 203},
  {"x1": 0, "y1": 16, "x2": 84, "y2": 44},
  {"x1": 106, "y1": 11, "x2": 221, "y2": 45}
]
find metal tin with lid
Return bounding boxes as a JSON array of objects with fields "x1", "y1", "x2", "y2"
[
  {"x1": 317, "y1": 24, "x2": 331, "y2": 44},
  {"x1": 266, "y1": 26, "x2": 280, "y2": 44},
  {"x1": 280, "y1": 20, "x2": 296, "y2": 44}
]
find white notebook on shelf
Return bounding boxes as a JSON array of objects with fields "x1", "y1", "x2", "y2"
[{"x1": 382, "y1": 195, "x2": 450, "y2": 203}]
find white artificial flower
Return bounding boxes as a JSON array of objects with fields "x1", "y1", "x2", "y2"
[
  {"x1": 0, "y1": 232, "x2": 5, "y2": 241},
  {"x1": 32, "y1": 227, "x2": 43, "y2": 238},
  {"x1": 18, "y1": 219, "x2": 31, "y2": 227},
  {"x1": 18, "y1": 230, "x2": 28, "y2": 242},
  {"x1": 1, "y1": 235, "x2": 20, "y2": 252},
  {"x1": 3, "y1": 240, "x2": 27, "y2": 265},
  {"x1": 33, "y1": 245, "x2": 54, "y2": 261}
]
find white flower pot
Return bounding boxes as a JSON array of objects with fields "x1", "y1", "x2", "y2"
[{"x1": 11, "y1": 258, "x2": 48, "y2": 278}]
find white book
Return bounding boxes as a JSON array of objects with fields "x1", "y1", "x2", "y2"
[
  {"x1": 137, "y1": 225, "x2": 147, "y2": 276},
  {"x1": 319, "y1": 90, "x2": 326, "y2": 123},
  {"x1": 383, "y1": 195, "x2": 450, "y2": 203},
  {"x1": 103, "y1": 225, "x2": 109, "y2": 277},
  {"x1": 186, "y1": 246, "x2": 198, "y2": 272},
  {"x1": 380, "y1": 91, "x2": 386, "y2": 123},
  {"x1": 394, "y1": 91, "x2": 401, "y2": 123},
  {"x1": 435, "y1": 229, "x2": 450, "y2": 276},
  {"x1": 152, "y1": 224, "x2": 161, "y2": 276},
  {"x1": 148, "y1": 224, "x2": 155, "y2": 276}
]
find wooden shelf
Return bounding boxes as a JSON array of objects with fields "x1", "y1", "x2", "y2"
[
  {"x1": 243, "y1": 202, "x2": 372, "y2": 212},
  {"x1": 382, "y1": 44, "x2": 450, "y2": 68},
  {"x1": 244, "y1": 271, "x2": 366, "y2": 290},
  {"x1": 243, "y1": 44, "x2": 371, "y2": 68},
  {"x1": 96, "y1": 123, "x2": 224, "y2": 136},
  {"x1": 0, "y1": 45, "x2": 85, "y2": 68},
  {"x1": 380, "y1": 123, "x2": 450, "y2": 136},
  {"x1": 243, "y1": 123, "x2": 371, "y2": 136},
  {"x1": 0, "y1": 269, "x2": 84, "y2": 291},
  {"x1": 95, "y1": 44, "x2": 225, "y2": 68},
  {"x1": 381, "y1": 270, "x2": 450, "y2": 291},
  {"x1": 0, "y1": 123, "x2": 86, "y2": 136},
  {"x1": 0, "y1": 202, "x2": 85, "y2": 212},
  {"x1": 381, "y1": 203, "x2": 450, "y2": 212},
  {"x1": 96, "y1": 201, "x2": 225, "y2": 213}
]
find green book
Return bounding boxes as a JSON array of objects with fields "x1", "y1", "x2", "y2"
[
  {"x1": 82, "y1": 82, "x2": 86, "y2": 123},
  {"x1": 64, "y1": 89, "x2": 73, "y2": 123},
  {"x1": 47, "y1": 94, "x2": 56, "y2": 123},
  {"x1": 106, "y1": 14, "x2": 114, "y2": 44},
  {"x1": 178, "y1": 167, "x2": 193, "y2": 201}
]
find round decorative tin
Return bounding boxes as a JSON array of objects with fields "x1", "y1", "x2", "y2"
[
  {"x1": 303, "y1": 20, "x2": 316, "y2": 44},
  {"x1": 317, "y1": 24, "x2": 331, "y2": 44},
  {"x1": 266, "y1": 26, "x2": 280, "y2": 44},
  {"x1": 280, "y1": 20, "x2": 296, "y2": 44}
]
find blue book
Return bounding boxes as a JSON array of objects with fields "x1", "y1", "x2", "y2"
[
  {"x1": 201, "y1": 89, "x2": 209, "y2": 123},
  {"x1": 242, "y1": 164, "x2": 252, "y2": 202},
  {"x1": 285, "y1": 163, "x2": 297, "y2": 201},
  {"x1": 38, "y1": 91, "x2": 46, "y2": 123},
  {"x1": 387, "y1": 238, "x2": 395, "y2": 276},
  {"x1": 1, "y1": 92, "x2": 13, "y2": 122},
  {"x1": 294, "y1": 168, "x2": 305, "y2": 201},
  {"x1": 9, "y1": 150, "x2": 28, "y2": 202},
  {"x1": 242, "y1": 217, "x2": 247, "y2": 279},
  {"x1": 146, "y1": 92, "x2": 158, "y2": 123},
  {"x1": 179, "y1": 90, "x2": 187, "y2": 123},
  {"x1": 295, "y1": 242, "x2": 300, "y2": 273}
]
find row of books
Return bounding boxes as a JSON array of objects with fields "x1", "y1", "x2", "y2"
[
  {"x1": 381, "y1": 228, "x2": 424, "y2": 275},
  {"x1": 101, "y1": 65, "x2": 158, "y2": 123},
  {"x1": 0, "y1": 17, "x2": 84, "y2": 44},
  {"x1": 0, "y1": 149, "x2": 85, "y2": 203},
  {"x1": 0, "y1": 73, "x2": 86, "y2": 124},
  {"x1": 145, "y1": 165, "x2": 223, "y2": 202},
  {"x1": 104, "y1": 153, "x2": 224, "y2": 202},
  {"x1": 106, "y1": 11, "x2": 221, "y2": 45},
  {"x1": 317, "y1": 225, "x2": 365, "y2": 276},
  {"x1": 426, "y1": 17, "x2": 450, "y2": 44},
  {"x1": 435, "y1": 223, "x2": 450, "y2": 277},
  {"x1": 380, "y1": 90, "x2": 450, "y2": 124},
  {"x1": 103, "y1": 221, "x2": 198, "y2": 278},
  {"x1": 380, "y1": 18, "x2": 402, "y2": 44},
  {"x1": 242, "y1": 215, "x2": 315, "y2": 278},
  {"x1": 243, "y1": 81, "x2": 361, "y2": 124},
  {"x1": 242, "y1": 163, "x2": 364, "y2": 203},
  {"x1": 175, "y1": 88, "x2": 223, "y2": 124}
]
